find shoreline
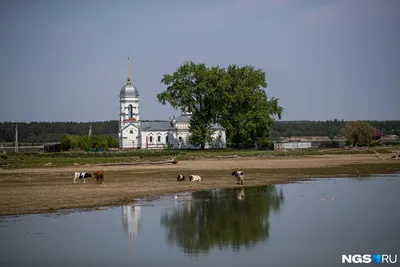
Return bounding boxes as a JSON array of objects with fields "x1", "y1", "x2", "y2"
[
  {"x1": 1, "y1": 171, "x2": 397, "y2": 218},
  {"x1": 1, "y1": 154, "x2": 399, "y2": 217}
]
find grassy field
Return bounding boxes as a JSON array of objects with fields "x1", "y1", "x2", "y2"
[{"x1": 0, "y1": 147, "x2": 395, "y2": 169}]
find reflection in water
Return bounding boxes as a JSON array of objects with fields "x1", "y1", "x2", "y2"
[
  {"x1": 175, "y1": 192, "x2": 194, "y2": 214},
  {"x1": 236, "y1": 187, "x2": 245, "y2": 200},
  {"x1": 122, "y1": 205, "x2": 141, "y2": 262},
  {"x1": 161, "y1": 186, "x2": 285, "y2": 255}
]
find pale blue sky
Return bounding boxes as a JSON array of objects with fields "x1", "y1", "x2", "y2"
[{"x1": 0, "y1": 0, "x2": 399, "y2": 122}]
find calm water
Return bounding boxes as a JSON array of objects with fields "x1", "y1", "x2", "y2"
[{"x1": 1, "y1": 174, "x2": 399, "y2": 267}]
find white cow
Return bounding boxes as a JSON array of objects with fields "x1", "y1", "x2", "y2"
[{"x1": 189, "y1": 175, "x2": 202, "y2": 182}]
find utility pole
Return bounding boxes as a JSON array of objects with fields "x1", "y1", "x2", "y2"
[{"x1": 15, "y1": 124, "x2": 18, "y2": 153}]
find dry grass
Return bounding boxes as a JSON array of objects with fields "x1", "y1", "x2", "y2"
[{"x1": 0, "y1": 153, "x2": 399, "y2": 216}]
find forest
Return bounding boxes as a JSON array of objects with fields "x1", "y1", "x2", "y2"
[{"x1": 1, "y1": 120, "x2": 399, "y2": 144}]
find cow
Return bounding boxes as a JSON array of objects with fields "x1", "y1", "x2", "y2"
[
  {"x1": 73, "y1": 172, "x2": 92, "y2": 184},
  {"x1": 189, "y1": 175, "x2": 201, "y2": 182},
  {"x1": 177, "y1": 174, "x2": 185, "y2": 181},
  {"x1": 232, "y1": 170, "x2": 244, "y2": 185},
  {"x1": 93, "y1": 170, "x2": 104, "y2": 184}
]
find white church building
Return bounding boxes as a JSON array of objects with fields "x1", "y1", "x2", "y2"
[{"x1": 118, "y1": 59, "x2": 226, "y2": 150}]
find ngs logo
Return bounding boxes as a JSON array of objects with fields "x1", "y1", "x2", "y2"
[{"x1": 342, "y1": 254, "x2": 398, "y2": 264}]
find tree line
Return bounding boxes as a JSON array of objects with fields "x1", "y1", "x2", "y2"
[
  {"x1": 1, "y1": 119, "x2": 399, "y2": 144},
  {"x1": 1, "y1": 61, "x2": 399, "y2": 148},
  {"x1": 60, "y1": 134, "x2": 119, "y2": 151}
]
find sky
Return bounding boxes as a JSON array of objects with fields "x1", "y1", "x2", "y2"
[{"x1": 0, "y1": 0, "x2": 399, "y2": 122}]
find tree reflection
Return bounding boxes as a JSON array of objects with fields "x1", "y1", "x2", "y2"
[{"x1": 161, "y1": 186, "x2": 284, "y2": 255}]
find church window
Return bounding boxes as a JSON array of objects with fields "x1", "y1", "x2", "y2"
[
  {"x1": 128, "y1": 104, "x2": 133, "y2": 118},
  {"x1": 130, "y1": 130, "x2": 133, "y2": 134},
  {"x1": 179, "y1": 136, "x2": 182, "y2": 143},
  {"x1": 157, "y1": 136, "x2": 161, "y2": 142},
  {"x1": 149, "y1": 136, "x2": 153, "y2": 142},
  {"x1": 166, "y1": 136, "x2": 169, "y2": 143}
]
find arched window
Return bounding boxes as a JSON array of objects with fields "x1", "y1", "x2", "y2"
[
  {"x1": 157, "y1": 136, "x2": 161, "y2": 142},
  {"x1": 166, "y1": 136, "x2": 169, "y2": 143},
  {"x1": 128, "y1": 105, "x2": 133, "y2": 118},
  {"x1": 149, "y1": 136, "x2": 153, "y2": 142},
  {"x1": 130, "y1": 130, "x2": 133, "y2": 134},
  {"x1": 179, "y1": 136, "x2": 182, "y2": 143}
]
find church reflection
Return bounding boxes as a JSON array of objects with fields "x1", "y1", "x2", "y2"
[
  {"x1": 161, "y1": 186, "x2": 285, "y2": 256},
  {"x1": 122, "y1": 205, "x2": 142, "y2": 262},
  {"x1": 174, "y1": 192, "x2": 194, "y2": 214}
]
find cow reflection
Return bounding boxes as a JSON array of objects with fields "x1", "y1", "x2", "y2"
[
  {"x1": 122, "y1": 205, "x2": 141, "y2": 261},
  {"x1": 236, "y1": 187, "x2": 245, "y2": 200}
]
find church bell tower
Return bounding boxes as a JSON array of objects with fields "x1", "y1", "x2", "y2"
[{"x1": 118, "y1": 57, "x2": 140, "y2": 149}]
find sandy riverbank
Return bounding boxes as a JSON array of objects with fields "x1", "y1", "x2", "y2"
[{"x1": 1, "y1": 153, "x2": 399, "y2": 216}]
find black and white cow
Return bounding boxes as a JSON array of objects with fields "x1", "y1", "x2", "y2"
[
  {"x1": 232, "y1": 170, "x2": 244, "y2": 185},
  {"x1": 73, "y1": 172, "x2": 92, "y2": 184},
  {"x1": 177, "y1": 174, "x2": 185, "y2": 181},
  {"x1": 189, "y1": 175, "x2": 201, "y2": 182}
]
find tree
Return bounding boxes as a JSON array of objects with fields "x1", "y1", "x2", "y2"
[
  {"x1": 342, "y1": 121, "x2": 373, "y2": 146},
  {"x1": 188, "y1": 111, "x2": 213, "y2": 148},
  {"x1": 79, "y1": 135, "x2": 90, "y2": 150},
  {"x1": 60, "y1": 135, "x2": 72, "y2": 151},
  {"x1": 216, "y1": 65, "x2": 282, "y2": 148},
  {"x1": 157, "y1": 62, "x2": 283, "y2": 149},
  {"x1": 157, "y1": 61, "x2": 224, "y2": 149},
  {"x1": 95, "y1": 135, "x2": 108, "y2": 150},
  {"x1": 107, "y1": 135, "x2": 119, "y2": 148}
]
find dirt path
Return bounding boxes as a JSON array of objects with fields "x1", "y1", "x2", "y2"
[{"x1": 0, "y1": 154, "x2": 385, "y2": 174}]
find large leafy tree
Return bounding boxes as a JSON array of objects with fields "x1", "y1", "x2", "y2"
[
  {"x1": 157, "y1": 61, "x2": 225, "y2": 149},
  {"x1": 220, "y1": 65, "x2": 283, "y2": 148},
  {"x1": 187, "y1": 111, "x2": 213, "y2": 148},
  {"x1": 341, "y1": 121, "x2": 374, "y2": 146},
  {"x1": 157, "y1": 61, "x2": 283, "y2": 149}
]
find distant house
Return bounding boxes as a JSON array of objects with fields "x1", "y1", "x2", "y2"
[
  {"x1": 372, "y1": 128, "x2": 382, "y2": 140},
  {"x1": 273, "y1": 136, "x2": 345, "y2": 150},
  {"x1": 273, "y1": 141, "x2": 312, "y2": 150},
  {"x1": 44, "y1": 143, "x2": 61, "y2": 152}
]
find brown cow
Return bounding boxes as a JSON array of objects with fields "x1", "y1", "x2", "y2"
[{"x1": 93, "y1": 170, "x2": 104, "y2": 184}]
